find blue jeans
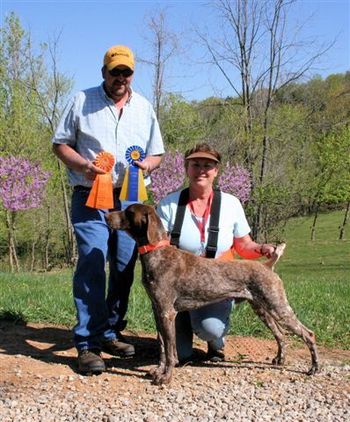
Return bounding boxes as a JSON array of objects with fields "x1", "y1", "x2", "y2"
[
  {"x1": 71, "y1": 189, "x2": 138, "y2": 351},
  {"x1": 175, "y1": 299, "x2": 234, "y2": 361}
]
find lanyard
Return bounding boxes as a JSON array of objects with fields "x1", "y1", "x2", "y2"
[{"x1": 188, "y1": 191, "x2": 214, "y2": 244}]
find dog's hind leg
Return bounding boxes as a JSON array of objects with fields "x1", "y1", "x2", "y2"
[
  {"x1": 277, "y1": 314, "x2": 319, "y2": 375},
  {"x1": 250, "y1": 303, "x2": 286, "y2": 366}
]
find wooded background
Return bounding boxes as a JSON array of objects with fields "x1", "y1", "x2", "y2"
[{"x1": 1, "y1": 1, "x2": 349, "y2": 272}]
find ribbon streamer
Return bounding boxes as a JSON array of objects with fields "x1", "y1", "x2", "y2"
[
  {"x1": 119, "y1": 146, "x2": 148, "y2": 202},
  {"x1": 86, "y1": 151, "x2": 115, "y2": 209}
]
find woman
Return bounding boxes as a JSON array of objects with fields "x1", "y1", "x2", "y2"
[{"x1": 157, "y1": 143, "x2": 275, "y2": 363}]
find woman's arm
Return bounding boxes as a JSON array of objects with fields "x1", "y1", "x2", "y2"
[{"x1": 233, "y1": 234, "x2": 275, "y2": 259}]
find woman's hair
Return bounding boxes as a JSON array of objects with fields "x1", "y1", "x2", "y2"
[{"x1": 184, "y1": 143, "x2": 221, "y2": 167}]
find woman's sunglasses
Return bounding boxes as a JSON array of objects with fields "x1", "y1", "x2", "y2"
[{"x1": 109, "y1": 68, "x2": 134, "y2": 78}]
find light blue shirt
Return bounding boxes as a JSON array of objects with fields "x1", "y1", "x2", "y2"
[
  {"x1": 52, "y1": 84, "x2": 164, "y2": 187},
  {"x1": 157, "y1": 190, "x2": 251, "y2": 257}
]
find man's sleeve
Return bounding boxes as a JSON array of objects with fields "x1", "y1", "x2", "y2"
[{"x1": 51, "y1": 98, "x2": 77, "y2": 146}]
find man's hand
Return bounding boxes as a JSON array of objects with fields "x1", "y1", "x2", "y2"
[
  {"x1": 134, "y1": 155, "x2": 163, "y2": 175},
  {"x1": 134, "y1": 160, "x2": 151, "y2": 175},
  {"x1": 52, "y1": 144, "x2": 106, "y2": 181},
  {"x1": 82, "y1": 160, "x2": 106, "y2": 181}
]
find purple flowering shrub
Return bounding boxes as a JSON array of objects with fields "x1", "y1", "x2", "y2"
[
  {"x1": 217, "y1": 163, "x2": 251, "y2": 204},
  {"x1": 151, "y1": 151, "x2": 185, "y2": 203},
  {"x1": 0, "y1": 156, "x2": 51, "y2": 211},
  {"x1": 150, "y1": 151, "x2": 251, "y2": 204}
]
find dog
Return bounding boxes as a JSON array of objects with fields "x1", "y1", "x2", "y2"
[{"x1": 105, "y1": 204, "x2": 319, "y2": 385}]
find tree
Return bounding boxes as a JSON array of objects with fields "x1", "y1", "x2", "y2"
[
  {"x1": 150, "y1": 150, "x2": 252, "y2": 205},
  {"x1": 26, "y1": 32, "x2": 75, "y2": 265},
  {"x1": 138, "y1": 8, "x2": 179, "y2": 119},
  {"x1": 197, "y1": 0, "x2": 332, "y2": 239},
  {"x1": 160, "y1": 93, "x2": 207, "y2": 149},
  {"x1": 0, "y1": 157, "x2": 50, "y2": 271},
  {"x1": 309, "y1": 127, "x2": 350, "y2": 240},
  {"x1": 0, "y1": 13, "x2": 73, "y2": 269}
]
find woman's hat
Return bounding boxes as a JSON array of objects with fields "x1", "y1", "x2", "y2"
[{"x1": 185, "y1": 151, "x2": 220, "y2": 163}]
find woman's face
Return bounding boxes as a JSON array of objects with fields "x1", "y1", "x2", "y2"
[{"x1": 186, "y1": 158, "x2": 219, "y2": 189}]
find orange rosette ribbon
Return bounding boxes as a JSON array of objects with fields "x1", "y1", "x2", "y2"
[{"x1": 86, "y1": 151, "x2": 115, "y2": 209}]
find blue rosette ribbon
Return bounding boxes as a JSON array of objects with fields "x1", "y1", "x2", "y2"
[{"x1": 119, "y1": 146, "x2": 148, "y2": 202}]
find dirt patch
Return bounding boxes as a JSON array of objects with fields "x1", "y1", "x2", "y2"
[{"x1": 1, "y1": 320, "x2": 349, "y2": 394}]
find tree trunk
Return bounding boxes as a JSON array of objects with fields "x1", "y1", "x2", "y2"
[
  {"x1": 30, "y1": 238, "x2": 37, "y2": 272},
  {"x1": 339, "y1": 201, "x2": 350, "y2": 240},
  {"x1": 6, "y1": 210, "x2": 20, "y2": 272},
  {"x1": 43, "y1": 204, "x2": 51, "y2": 270},
  {"x1": 57, "y1": 159, "x2": 75, "y2": 264},
  {"x1": 310, "y1": 206, "x2": 319, "y2": 241}
]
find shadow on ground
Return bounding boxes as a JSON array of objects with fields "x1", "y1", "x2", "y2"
[{"x1": 0, "y1": 319, "x2": 159, "y2": 375}]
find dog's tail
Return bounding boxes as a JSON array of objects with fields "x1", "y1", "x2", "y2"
[{"x1": 264, "y1": 243, "x2": 286, "y2": 271}]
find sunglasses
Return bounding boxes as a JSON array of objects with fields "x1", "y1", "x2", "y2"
[
  {"x1": 109, "y1": 68, "x2": 133, "y2": 78},
  {"x1": 188, "y1": 161, "x2": 218, "y2": 171}
]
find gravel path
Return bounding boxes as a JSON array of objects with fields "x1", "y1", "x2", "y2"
[
  {"x1": 1, "y1": 359, "x2": 349, "y2": 421},
  {"x1": 0, "y1": 322, "x2": 349, "y2": 421}
]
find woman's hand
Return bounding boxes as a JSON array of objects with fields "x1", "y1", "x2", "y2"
[
  {"x1": 259, "y1": 243, "x2": 276, "y2": 259},
  {"x1": 233, "y1": 235, "x2": 276, "y2": 260}
]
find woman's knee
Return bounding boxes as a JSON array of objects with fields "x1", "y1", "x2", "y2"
[
  {"x1": 192, "y1": 317, "x2": 227, "y2": 342},
  {"x1": 190, "y1": 300, "x2": 233, "y2": 341}
]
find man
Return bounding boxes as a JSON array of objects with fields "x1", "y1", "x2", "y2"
[{"x1": 52, "y1": 45, "x2": 164, "y2": 374}]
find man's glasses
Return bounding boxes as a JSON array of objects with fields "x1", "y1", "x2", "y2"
[{"x1": 109, "y1": 68, "x2": 133, "y2": 78}]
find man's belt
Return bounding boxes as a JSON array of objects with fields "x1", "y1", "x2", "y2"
[{"x1": 74, "y1": 185, "x2": 121, "y2": 196}]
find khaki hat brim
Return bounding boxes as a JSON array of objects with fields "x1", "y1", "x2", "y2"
[{"x1": 185, "y1": 152, "x2": 220, "y2": 162}]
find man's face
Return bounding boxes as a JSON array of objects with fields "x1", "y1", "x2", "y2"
[{"x1": 102, "y1": 65, "x2": 134, "y2": 102}]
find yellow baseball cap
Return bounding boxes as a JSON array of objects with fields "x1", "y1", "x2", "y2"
[{"x1": 103, "y1": 45, "x2": 135, "y2": 71}]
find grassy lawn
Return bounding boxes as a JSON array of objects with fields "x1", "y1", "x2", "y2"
[{"x1": 0, "y1": 210, "x2": 349, "y2": 349}]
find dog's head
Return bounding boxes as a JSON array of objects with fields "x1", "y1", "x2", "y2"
[{"x1": 105, "y1": 204, "x2": 166, "y2": 245}]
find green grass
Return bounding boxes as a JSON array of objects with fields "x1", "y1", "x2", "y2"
[
  {"x1": 229, "y1": 210, "x2": 350, "y2": 348},
  {"x1": 0, "y1": 210, "x2": 349, "y2": 349},
  {"x1": 0, "y1": 271, "x2": 75, "y2": 326}
]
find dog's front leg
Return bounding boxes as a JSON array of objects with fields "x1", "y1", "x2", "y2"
[
  {"x1": 148, "y1": 303, "x2": 166, "y2": 380},
  {"x1": 152, "y1": 308, "x2": 177, "y2": 385},
  {"x1": 149, "y1": 330, "x2": 166, "y2": 379}
]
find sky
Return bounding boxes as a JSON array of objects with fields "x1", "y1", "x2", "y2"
[{"x1": 1, "y1": 0, "x2": 349, "y2": 103}]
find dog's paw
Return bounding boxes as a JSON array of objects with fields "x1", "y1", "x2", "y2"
[
  {"x1": 149, "y1": 364, "x2": 173, "y2": 385},
  {"x1": 152, "y1": 371, "x2": 173, "y2": 385},
  {"x1": 307, "y1": 364, "x2": 319, "y2": 376},
  {"x1": 272, "y1": 355, "x2": 285, "y2": 366},
  {"x1": 149, "y1": 366, "x2": 163, "y2": 378}
]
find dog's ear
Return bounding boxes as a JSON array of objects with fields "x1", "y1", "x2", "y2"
[{"x1": 146, "y1": 206, "x2": 162, "y2": 245}]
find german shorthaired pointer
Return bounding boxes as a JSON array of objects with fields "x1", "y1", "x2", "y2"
[{"x1": 105, "y1": 204, "x2": 319, "y2": 385}]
